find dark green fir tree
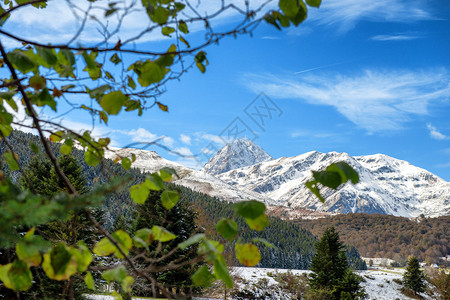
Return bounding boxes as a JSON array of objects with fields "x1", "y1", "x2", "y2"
[
  {"x1": 403, "y1": 256, "x2": 426, "y2": 295},
  {"x1": 18, "y1": 154, "x2": 96, "y2": 299},
  {"x1": 308, "y1": 227, "x2": 365, "y2": 300},
  {"x1": 131, "y1": 187, "x2": 202, "y2": 297}
]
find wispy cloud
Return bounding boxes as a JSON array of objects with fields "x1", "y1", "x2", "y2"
[
  {"x1": 179, "y1": 134, "x2": 192, "y2": 145},
  {"x1": 427, "y1": 124, "x2": 449, "y2": 140},
  {"x1": 370, "y1": 34, "x2": 421, "y2": 41},
  {"x1": 243, "y1": 69, "x2": 450, "y2": 132},
  {"x1": 311, "y1": 0, "x2": 434, "y2": 32}
]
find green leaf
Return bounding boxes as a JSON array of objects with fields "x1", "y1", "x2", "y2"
[
  {"x1": 235, "y1": 243, "x2": 261, "y2": 267},
  {"x1": 30, "y1": 142, "x2": 40, "y2": 154},
  {"x1": 42, "y1": 243, "x2": 77, "y2": 280},
  {"x1": 60, "y1": 49, "x2": 75, "y2": 66},
  {"x1": 93, "y1": 237, "x2": 115, "y2": 257},
  {"x1": 145, "y1": 173, "x2": 165, "y2": 191},
  {"x1": 101, "y1": 265, "x2": 127, "y2": 283},
  {"x1": 87, "y1": 84, "x2": 111, "y2": 100},
  {"x1": 71, "y1": 241, "x2": 92, "y2": 272},
  {"x1": 178, "y1": 233, "x2": 205, "y2": 250},
  {"x1": 134, "y1": 228, "x2": 153, "y2": 245},
  {"x1": 312, "y1": 170, "x2": 342, "y2": 189},
  {"x1": 213, "y1": 256, "x2": 233, "y2": 288},
  {"x1": 162, "y1": 26, "x2": 175, "y2": 36},
  {"x1": 305, "y1": 180, "x2": 324, "y2": 202},
  {"x1": 100, "y1": 91, "x2": 127, "y2": 115},
  {"x1": 85, "y1": 272, "x2": 95, "y2": 290},
  {"x1": 36, "y1": 46, "x2": 57, "y2": 66},
  {"x1": 35, "y1": 87, "x2": 57, "y2": 111},
  {"x1": 132, "y1": 236, "x2": 149, "y2": 250},
  {"x1": 29, "y1": 75, "x2": 46, "y2": 90},
  {"x1": 279, "y1": 0, "x2": 300, "y2": 17},
  {"x1": 137, "y1": 61, "x2": 166, "y2": 86},
  {"x1": 150, "y1": 6, "x2": 169, "y2": 24},
  {"x1": 306, "y1": 0, "x2": 321, "y2": 8},
  {"x1": 159, "y1": 167, "x2": 176, "y2": 181},
  {"x1": 152, "y1": 225, "x2": 176, "y2": 242},
  {"x1": 111, "y1": 230, "x2": 132, "y2": 258},
  {"x1": 192, "y1": 265, "x2": 214, "y2": 287},
  {"x1": 3, "y1": 151, "x2": 19, "y2": 171},
  {"x1": 16, "y1": 231, "x2": 50, "y2": 267},
  {"x1": 160, "y1": 190, "x2": 179, "y2": 210},
  {"x1": 121, "y1": 157, "x2": 131, "y2": 170},
  {"x1": 245, "y1": 214, "x2": 269, "y2": 231},
  {"x1": 94, "y1": 230, "x2": 132, "y2": 259},
  {"x1": 122, "y1": 275, "x2": 134, "y2": 293},
  {"x1": 0, "y1": 260, "x2": 33, "y2": 291},
  {"x1": 216, "y1": 218, "x2": 238, "y2": 240},
  {"x1": 127, "y1": 75, "x2": 136, "y2": 90},
  {"x1": 0, "y1": 91, "x2": 16, "y2": 100},
  {"x1": 60, "y1": 144, "x2": 72, "y2": 155},
  {"x1": 110, "y1": 53, "x2": 122, "y2": 65},
  {"x1": 178, "y1": 20, "x2": 189, "y2": 33},
  {"x1": 84, "y1": 150, "x2": 100, "y2": 166},
  {"x1": 233, "y1": 200, "x2": 266, "y2": 219},
  {"x1": 7, "y1": 50, "x2": 35, "y2": 73},
  {"x1": 179, "y1": 36, "x2": 190, "y2": 48},
  {"x1": 130, "y1": 183, "x2": 150, "y2": 204},
  {"x1": 326, "y1": 161, "x2": 359, "y2": 184}
]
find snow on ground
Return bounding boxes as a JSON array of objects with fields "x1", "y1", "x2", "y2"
[
  {"x1": 84, "y1": 267, "x2": 433, "y2": 300},
  {"x1": 232, "y1": 267, "x2": 432, "y2": 300}
]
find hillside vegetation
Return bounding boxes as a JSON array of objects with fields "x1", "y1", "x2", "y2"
[{"x1": 294, "y1": 213, "x2": 449, "y2": 264}]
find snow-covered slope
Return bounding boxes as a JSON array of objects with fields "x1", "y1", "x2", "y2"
[
  {"x1": 105, "y1": 147, "x2": 277, "y2": 205},
  {"x1": 202, "y1": 139, "x2": 272, "y2": 175},
  {"x1": 106, "y1": 143, "x2": 449, "y2": 218},
  {"x1": 217, "y1": 151, "x2": 450, "y2": 218}
]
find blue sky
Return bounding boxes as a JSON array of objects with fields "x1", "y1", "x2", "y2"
[{"x1": 4, "y1": 0, "x2": 450, "y2": 180}]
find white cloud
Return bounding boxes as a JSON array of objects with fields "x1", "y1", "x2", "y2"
[
  {"x1": 370, "y1": 34, "x2": 421, "y2": 41},
  {"x1": 196, "y1": 133, "x2": 226, "y2": 145},
  {"x1": 127, "y1": 128, "x2": 158, "y2": 142},
  {"x1": 427, "y1": 124, "x2": 448, "y2": 140},
  {"x1": 2, "y1": 0, "x2": 275, "y2": 48},
  {"x1": 180, "y1": 134, "x2": 192, "y2": 145},
  {"x1": 311, "y1": 0, "x2": 434, "y2": 32},
  {"x1": 2, "y1": 0, "x2": 433, "y2": 49},
  {"x1": 244, "y1": 69, "x2": 450, "y2": 132},
  {"x1": 174, "y1": 147, "x2": 193, "y2": 157}
]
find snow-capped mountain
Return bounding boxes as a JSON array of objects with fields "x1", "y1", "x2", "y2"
[
  {"x1": 202, "y1": 139, "x2": 272, "y2": 175},
  {"x1": 105, "y1": 147, "x2": 276, "y2": 205},
  {"x1": 216, "y1": 150, "x2": 450, "y2": 218},
  {"x1": 106, "y1": 141, "x2": 449, "y2": 218}
]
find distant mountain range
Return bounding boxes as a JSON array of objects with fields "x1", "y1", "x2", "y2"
[{"x1": 108, "y1": 139, "x2": 450, "y2": 218}]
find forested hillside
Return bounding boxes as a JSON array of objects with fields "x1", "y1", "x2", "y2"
[
  {"x1": 1, "y1": 130, "x2": 366, "y2": 270},
  {"x1": 295, "y1": 213, "x2": 449, "y2": 264}
]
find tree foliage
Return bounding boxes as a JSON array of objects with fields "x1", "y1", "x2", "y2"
[
  {"x1": 403, "y1": 256, "x2": 426, "y2": 295},
  {"x1": 308, "y1": 227, "x2": 365, "y2": 300},
  {"x1": 295, "y1": 213, "x2": 449, "y2": 264},
  {"x1": 0, "y1": 0, "x2": 363, "y2": 298}
]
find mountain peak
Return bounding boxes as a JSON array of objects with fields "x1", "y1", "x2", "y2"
[{"x1": 202, "y1": 139, "x2": 273, "y2": 175}]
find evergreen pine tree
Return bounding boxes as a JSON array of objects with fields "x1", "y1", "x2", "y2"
[
  {"x1": 18, "y1": 154, "x2": 96, "y2": 299},
  {"x1": 403, "y1": 256, "x2": 426, "y2": 295},
  {"x1": 308, "y1": 227, "x2": 365, "y2": 300},
  {"x1": 131, "y1": 187, "x2": 202, "y2": 296}
]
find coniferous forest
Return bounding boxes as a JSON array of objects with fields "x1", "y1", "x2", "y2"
[{"x1": 1, "y1": 131, "x2": 367, "y2": 271}]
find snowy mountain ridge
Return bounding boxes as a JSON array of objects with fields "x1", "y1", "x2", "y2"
[
  {"x1": 216, "y1": 148, "x2": 450, "y2": 218},
  {"x1": 202, "y1": 138, "x2": 272, "y2": 175},
  {"x1": 106, "y1": 140, "x2": 449, "y2": 218}
]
